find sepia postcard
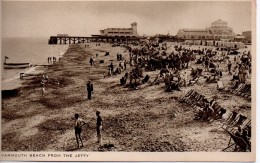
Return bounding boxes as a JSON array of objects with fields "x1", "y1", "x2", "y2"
[{"x1": 0, "y1": 0, "x2": 256, "y2": 161}]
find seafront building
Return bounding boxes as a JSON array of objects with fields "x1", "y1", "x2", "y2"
[
  {"x1": 177, "y1": 19, "x2": 236, "y2": 41},
  {"x1": 99, "y1": 22, "x2": 138, "y2": 37},
  {"x1": 242, "y1": 31, "x2": 252, "y2": 43}
]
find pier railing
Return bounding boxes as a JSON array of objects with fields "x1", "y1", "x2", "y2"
[{"x1": 48, "y1": 36, "x2": 141, "y2": 44}]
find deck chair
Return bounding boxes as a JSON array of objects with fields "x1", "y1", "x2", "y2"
[
  {"x1": 189, "y1": 76, "x2": 200, "y2": 86},
  {"x1": 233, "y1": 84, "x2": 246, "y2": 94},
  {"x1": 232, "y1": 115, "x2": 247, "y2": 128},
  {"x1": 222, "y1": 130, "x2": 250, "y2": 152},
  {"x1": 235, "y1": 84, "x2": 247, "y2": 95},
  {"x1": 185, "y1": 91, "x2": 198, "y2": 104},
  {"x1": 230, "y1": 83, "x2": 243, "y2": 93},
  {"x1": 222, "y1": 111, "x2": 238, "y2": 129},
  {"x1": 241, "y1": 119, "x2": 251, "y2": 131},
  {"x1": 180, "y1": 89, "x2": 194, "y2": 102},
  {"x1": 240, "y1": 84, "x2": 251, "y2": 97}
]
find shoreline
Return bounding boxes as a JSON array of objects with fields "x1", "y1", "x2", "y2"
[
  {"x1": 2, "y1": 42, "x2": 251, "y2": 151},
  {"x1": 1, "y1": 46, "x2": 68, "y2": 91}
]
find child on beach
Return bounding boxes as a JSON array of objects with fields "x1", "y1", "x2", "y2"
[
  {"x1": 74, "y1": 113, "x2": 87, "y2": 148},
  {"x1": 41, "y1": 80, "x2": 46, "y2": 96}
]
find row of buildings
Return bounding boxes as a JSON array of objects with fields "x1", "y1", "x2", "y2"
[
  {"x1": 48, "y1": 20, "x2": 251, "y2": 44},
  {"x1": 96, "y1": 20, "x2": 251, "y2": 43},
  {"x1": 176, "y1": 19, "x2": 236, "y2": 41}
]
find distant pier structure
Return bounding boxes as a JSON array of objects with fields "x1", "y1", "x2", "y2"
[
  {"x1": 48, "y1": 34, "x2": 140, "y2": 45},
  {"x1": 49, "y1": 34, "x2": 92, "y2": 44}
]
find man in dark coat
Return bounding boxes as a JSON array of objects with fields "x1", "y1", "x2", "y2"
[
  {"x1": 90, "y1": 57, "x2": 94, "y2": 66},
  {"x1": 86, "y1": 80, "x2": 93, "y2": 100},
  {"x1": 96, "y1": 111, "x2": 103, "y2": 144}
]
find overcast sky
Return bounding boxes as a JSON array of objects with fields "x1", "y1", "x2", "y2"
[{"x1": 2, "y1": 1, "x2": 252, "y2": 38}]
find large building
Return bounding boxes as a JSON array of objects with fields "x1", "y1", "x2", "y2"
[
  {"x1": 100, "y1": 22, "x2": 138, "y2": 37},
  {"x1": 242, "y1": 31, "x2": 252, "y2": 43},
  {"x1": 177, "y1": 19, "x2": 236, "y2": 40}
]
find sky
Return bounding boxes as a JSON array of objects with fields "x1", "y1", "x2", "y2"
[{"x1": 1, "y1": 1, "x2": 252, "y2": 38}]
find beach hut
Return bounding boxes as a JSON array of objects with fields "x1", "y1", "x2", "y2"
[
  {"x1": 226, "y1": 42, "x2": 232, "y2": 48},
  {"x1": 215, "y1": 41, "x2": 221, "y2": 47},
  {"x1": 238, "y1": 42, "x2": 245, "y2": 48},
  {"x1": 207, "y1": 40, "x2": 214, "y2": 46},
  {"x1": 196, "y1": 40, "x2": 201, "y2": 45}
]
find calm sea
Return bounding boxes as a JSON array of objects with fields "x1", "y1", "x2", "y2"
[{"x1": 1, "y1": 37, "x2": 68, "y2": 89}]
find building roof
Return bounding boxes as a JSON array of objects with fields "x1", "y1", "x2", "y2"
[
  {"x1": 178, "y1": 29, "x2": 210, "y2": 35},
  {"x1": 235, "y1": 35, "x2": 245, "y2": 39},
  {"x1": 104, "y1": 28, "x2": 133, "y2": 30},
  {"x1": 183, "y1": 29, "x2": 208, "y2": 32}
]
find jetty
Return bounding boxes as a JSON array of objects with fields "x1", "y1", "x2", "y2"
[{"x1": 48, "y1": 34, "x2": 176, "y2": 45}]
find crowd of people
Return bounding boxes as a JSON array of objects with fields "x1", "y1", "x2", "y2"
[{"x1": 68, "y1": 41, "x2": 251, "y2": 150}]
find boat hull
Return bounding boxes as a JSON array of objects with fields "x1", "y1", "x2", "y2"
[{"x1": 4, "y1": 63, "x2": 30, "y2": 69}]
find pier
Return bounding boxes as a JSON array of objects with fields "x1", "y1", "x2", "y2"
[{"x1": 48, "y1": 35, "x2": 141, "y2": 44}]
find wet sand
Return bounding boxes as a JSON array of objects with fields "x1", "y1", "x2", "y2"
[{"x1": 1, "y1": 43, "x2": 251, "y2": 151}]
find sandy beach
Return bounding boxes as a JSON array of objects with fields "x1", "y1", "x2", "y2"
[{"x1": 2, "y1": 42, "x2": 251, "y2": 151}]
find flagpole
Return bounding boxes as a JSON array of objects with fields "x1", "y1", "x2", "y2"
[{"x1": 4, "y1": 56, "x2": 9, "y2": 63}]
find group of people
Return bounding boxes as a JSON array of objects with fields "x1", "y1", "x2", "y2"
[
  {"x1": 80, "y1": 41, "x2": 251, "y2": 150},
  {"x1": 105, "y1": 59, "x2": 127, "y2": 77},
  {"x1": 230, "y1": 51, "x2": 251, "y2": 83},
  {"x1": 47, "y1": 56, "x2": 57, "y2": 63},
  {"x1": 74, "y1": 111, "x2": 103, "y2": 148},
  {"x1": 116, "y1": 53, "x2": 123, "y2": 61},
  {"x1": 194, "y1": 99, "x2": 226, "y2": 121},
  {"x1": 41, "y1": 74, "x2": 49, "y2": 96},
  {"x1": 89, "y1": 57, "x2": 96, "y2": 66}
]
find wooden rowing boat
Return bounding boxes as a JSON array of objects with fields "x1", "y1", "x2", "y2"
[{"x1": 4, "y1": 63, "x2": 30, "y2": 69}]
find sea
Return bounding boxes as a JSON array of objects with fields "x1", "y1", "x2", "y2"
[{"x1": 1, "y1": 37, "x2": 68, "y2": 90}]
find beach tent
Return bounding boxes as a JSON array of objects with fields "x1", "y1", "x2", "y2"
[
  {"x1": 238, "y1": 42, "x2": 245, "y2": 48},
  {"x1": 194, "y1": 40, "x2": 201, "y2": 45},
  {"x1": 207, "y1": 41, "x2": 214, "y2": 46},
  {"x1": 215, "y1": 41, "x2": 221, "y2": 47},
  {"x1": 226, "y1": 42, "x2": 232, "y2": 48}
]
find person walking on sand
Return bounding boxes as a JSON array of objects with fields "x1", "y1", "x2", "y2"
[
  {"x1": 41, "y1": 80, "x2": 46, "y2": 96},
  {"x1": 93, "y1": 57, "x2": 96, "y2": 66},
  {"x1": 228, "y1": 59, "x2": 232, "y2": 75},
  {"x1": 86, "y1": 80, "x2": 93, "y2": 100},
  {"x1": 96, "y1": 111, "x2": 103, "y2": 144},
  {"x1": 90, "y1": 57, "x2": 94, "y2": 66},
  {"x1": 74, "y1": 113, "x2": 86, "y2": 148},
  {"x1": 124, "y1": 60, "x2": 127, "y2": 70}
]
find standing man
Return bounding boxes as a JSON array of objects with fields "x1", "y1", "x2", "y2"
[
  {"x1": 228, "y1": 59, "x2": 232, "y2": 75},
  {"x1": 90, "y1": 57, "x2": 94, "y2": 66},
  {"x1": 96, "y1": 111, "x2": 103, "y2": 144},
  {"x1": 109, "y1": 62, "x2": 114, "y2": 72},
  {"x1": 124, "y1": 60, "x2": 127, "y2": 70},
  {"x1": 74, "y1": 113, "x2": 86, "y2": 148},
  {"x1": 86, "y1": 80, "x2": 93, "y2": 100},
  {"x1": 204, "y1": 56, "x2": 209, "y2": 72}
]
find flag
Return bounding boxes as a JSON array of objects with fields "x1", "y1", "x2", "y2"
[{"x1": 5, "y1": 56, "x2": 9, "y2": 59}]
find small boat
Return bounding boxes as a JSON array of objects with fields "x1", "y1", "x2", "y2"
[{"x1": 4, "y1": 63, "x2": 30, "y2": 69}]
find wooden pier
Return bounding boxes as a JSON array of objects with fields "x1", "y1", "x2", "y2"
[{"x1": 48, "y1": 35, "x2": 140, "y2": 44}]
